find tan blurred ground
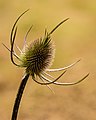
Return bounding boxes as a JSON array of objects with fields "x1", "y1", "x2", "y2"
[{"x1": 0, "y1": 0, "x2": 96, "y2": 120}]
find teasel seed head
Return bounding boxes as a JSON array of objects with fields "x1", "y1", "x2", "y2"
[
  {"x1": 20, "y1": 32, "x2": 55, "y2": 75},
  {"x1": 3, "y1": 9, "x2": 89, "y2": 86},
  {"x1": 5, "y1": 10, "x2": 89, "y2": 120}
]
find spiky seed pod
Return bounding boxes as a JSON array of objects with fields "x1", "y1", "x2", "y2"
[{"x1": 20, "y1": 33, "x2": 55, "y2": 75}]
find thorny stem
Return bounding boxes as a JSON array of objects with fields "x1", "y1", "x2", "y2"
[{"x1": 11, "y1": 73, "x2": 29, "y2": 120}]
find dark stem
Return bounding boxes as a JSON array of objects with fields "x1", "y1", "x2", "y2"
[{"x1": 11, "y1": 73, "x2": 29, "y2": 120}]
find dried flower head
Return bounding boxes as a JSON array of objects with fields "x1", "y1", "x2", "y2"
[
  {"x1": 3, "y1": 9, "x2": 89, "y2": 120},
  {"x1": 20, "y1": 32, "x2": 55, "y2": 75}
]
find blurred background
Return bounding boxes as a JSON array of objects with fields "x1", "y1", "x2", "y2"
[{"x1": 0, "y1": 0, "x2": 96, "y2": 120}]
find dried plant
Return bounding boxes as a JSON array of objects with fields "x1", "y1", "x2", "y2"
[{"x1": 3, "y1": 9, "x2": 89, "y2": 120}]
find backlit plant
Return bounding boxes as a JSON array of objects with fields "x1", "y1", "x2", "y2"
[{"x1": 3, "y1": 9, "x2": 89, "y2": 120}]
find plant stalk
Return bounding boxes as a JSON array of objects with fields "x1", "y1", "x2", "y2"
[{"x1": 11, "y1": 73, "x2": 29, "y2": 120}]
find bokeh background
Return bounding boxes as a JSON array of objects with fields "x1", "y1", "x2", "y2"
[{"x1": 0, "y1": 0, "x2": 96, "y2": 120}]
